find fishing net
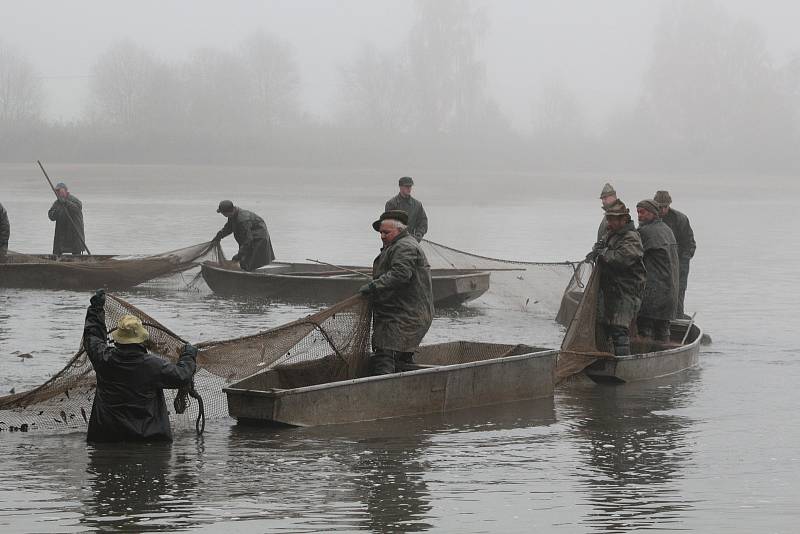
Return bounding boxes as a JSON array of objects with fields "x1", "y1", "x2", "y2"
[
  {"x1": 556, "y1": 264, "x2": 613, "y2": 382},
  {"x1": 0, "y1": 241, "x2": 223, "y2": 290},
  {"x1": 421, "y1": 239, "x2": 587, "y2": 318},
  {"x1": 0, "y1": 293, "x2": 371, "y2": 434}
]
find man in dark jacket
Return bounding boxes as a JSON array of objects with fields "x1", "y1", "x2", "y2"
[
  {"x1": 636, "y1": 199, "x2": 680, "y2": 341},
  {"x1": 360, "y1": 210, "x2": 434, "y2": 374},
  {"x1": 0, "y1": 201, "x2": 9, "y2": 258},
  {"x1": 654, "y1": 190, "x2": 696, "y2": 318},
  {"x1": 213, "y1": 200, "x2": 275, "y2": 271},
  {"x1": 587, "y1": 199, "x2": 645, "y2": 356},
  {"x1": 385, "y1": 176, "x2": 428, "y2": 241},
  {"x1": 597, "y1": 182, "x2": 618, "y2": 241},
  {"x1": 83, "y1": 289, "x2": 197, "y2": 442},
  {"x1": 48, "y1": 182, "x2": 86, "y2": 255}
]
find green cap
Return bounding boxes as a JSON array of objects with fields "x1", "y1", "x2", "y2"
[
  {"x1": 653, "y1": 190, "x2": 672, "y2": 207},
  {"x1": 599, "y1": 182, "x2": 616, "y2": 199},
  {"x1": 399, "y1": 176, "x2": 414, "y2": 186}
]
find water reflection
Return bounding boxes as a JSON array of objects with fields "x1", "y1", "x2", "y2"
[
  {"x1": 562, "y1": 372, "x2": 701, "y2": 533},
  {"x1": 82, "y1": 442, "x2": 197, "y2": 532}
]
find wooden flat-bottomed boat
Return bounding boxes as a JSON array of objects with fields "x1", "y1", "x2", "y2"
[
  {"x1": 584, "y1": 320, "x2": 703, "y2": 383},
  {"x1": 223, "y1": 341, "x2": 557, "y2": 427},
  {"x1": 0, "y1": 253, "x2": 180, "y2": 290},
  {"x1": 201, "y1": 262, "x2": 490, "y2": 307}
]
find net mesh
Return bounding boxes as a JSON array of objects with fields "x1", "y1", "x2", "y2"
[
  {"x1": 557, "y1": 264, "x2": 613, "y2": 382},
  {"x1": 1, "y1": 241, "x2": 223, "y2": 290},
  {"x1": 0, "y1": 294, "x2": 371, "y2": 433},
  {"x1": 421, "y1": 239, "x2": 586, "y2": 317}
]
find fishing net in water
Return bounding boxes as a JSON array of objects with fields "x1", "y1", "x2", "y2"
[
  {"x1": 1, "y1": 241, "x2": 223, "y2": 290},
  {"x1": 0, "y1": 293, "x2": 371, "y2": 434},
  {"x1": 421, "y1": 239, "x2": 588, "y2": 318},
  {"x1": 556, "y1": 264, "x2": 613, "y2": 382}
]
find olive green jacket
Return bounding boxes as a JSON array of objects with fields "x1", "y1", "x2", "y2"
[
  {"x1": 638, "y1": 219, "x2": 680, "y2": 321},
  {"x1": 597, "y1": 221, "x2": 646, "y2": 327},
  {"x1": 48, "y1": 195, "x2": 86, "y2": 255},
  {"x1": 370, "y1": 230, "x2": 434, "y2": 352},
  {"x1": 385, "y1": 194, "x2": 428, "y2": 241}
]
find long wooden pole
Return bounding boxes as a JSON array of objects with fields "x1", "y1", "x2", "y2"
[
  {"x1": 37, "y1": 160, "x2": 92, "y2": 255},
  {"x1": 305, "y1": 258, "x2": 372, "y2": 279},
  {"x1": 680, "y1": 312, "x2": 697, "y2": 345}
]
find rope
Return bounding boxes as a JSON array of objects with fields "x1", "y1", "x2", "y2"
[{"x1": 423, "y1": 238, "x2": 580, "y2": 266}]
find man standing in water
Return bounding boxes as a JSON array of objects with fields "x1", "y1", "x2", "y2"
[
  {"x1": 636, "y1": 199, "x2": 680, "y2": 342},
  {"x1": 385, "y1": 176, "x2": 428, "y2": 241},
  {"x1": 83, "y1": 290, "x2": 198, "y2": 442},
  {"x1": 47, "y1": 182, "x2": 86, "y2": 255},
  {"x1": 0, "y1": 201, "x2": 8, "y2": 258},
  {"x1": 654, "y1": 190, "x2": 696, "y2": 318},
  {"x1": 587, "y1": 200, "x2": 645, "y2": 356},
  {"x1": 213, "y1": 200, "x2": 275, "y2": 272},
  {"x1": 360, "y1": 210, "x2": 434, "y2": 374}
]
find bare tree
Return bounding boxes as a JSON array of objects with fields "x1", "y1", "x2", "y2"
[
  {"x1": 0, "y1": 41, "x2": 42, "y2": 124},
  {"x1": 89, "y1": 40, "x2": 173, "y2": 128},
  {"x1": 406, "y1": 0, "x2": 493, "y2": 133},
  {"x1": 240, "y1": 31, "x2": 299, "y2": 128},
  {"x1": 338, "y1": 43, "x2": 411, "y2": 132}
]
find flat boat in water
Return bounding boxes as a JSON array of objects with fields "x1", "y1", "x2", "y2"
[
  {"x1": 223, "y1": 341, "x2": 557, "y2": 427},
  {"x1": 584, "y1": 319, "x2": 703, "y2": 383},
  {"x1": 201, "y1": 261, "x2": 490, "y2": 307}
]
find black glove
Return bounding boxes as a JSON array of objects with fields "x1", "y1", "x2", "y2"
[
  {"x1": 183, "y1": 343, "x2": 198, "y2": 359},
  {"x1": 212, "y1": 232, "x2": 223, "y2": 243},
  {"x1": 231, "y1": 253, "x2": 241, "y2": 262},
  {"x1": 359, "y1": 282, "x2": 376, "y2": 295},
  {"x1": 90, "y1": 289, "x2": 106, "y2": 308}
]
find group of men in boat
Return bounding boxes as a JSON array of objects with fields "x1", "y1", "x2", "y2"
[{"x1": 588, "y1": 183, "x2": 696, "y2": 356}]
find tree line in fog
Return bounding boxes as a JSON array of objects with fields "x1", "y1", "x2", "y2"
[{"x1": 1, "y1": 0, "x2": 798, "y2": 172}]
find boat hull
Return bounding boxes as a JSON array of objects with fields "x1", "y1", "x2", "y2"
[
  {"x1": 585, "y1": 321, "x2": 703, "y2": 383},
  {"x1": 224, "y1": 342, "x2": 557, "y2": 427},
  {"x1": 201, "y1": 262, "x2": 490, "y2": 307},
  {"x1": 0, "y1": 254, "x2": 167, "y2": 290}
]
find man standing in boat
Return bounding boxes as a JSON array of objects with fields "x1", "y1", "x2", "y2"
[
  {"x1": 654, "y1": 190, "x2": 696, "y2": 319},
  {"x1": 587, "y1": 200, "x2": 645, "y2": 356},
  {"x1": 0, "y1": 201, "x2": 9, "y2": 258},
  {"x1": 385, "y1": 176, "x2": 428, "y2": 242},
  {"x1": 636, "y1": 199, "x2": 680, "y2": 342},
  {"x1": 596, "y1": 182, "x2": 619, "y2": 242},
  {"x1": 47, "y1": 182, "x2": 87, "y2": 256},
  {"x1": 360, "y1": 210, "x2": 434, "y2": 374},
  {"x1": 212, "y1": 200, "x2": 275, "y2": 272}
]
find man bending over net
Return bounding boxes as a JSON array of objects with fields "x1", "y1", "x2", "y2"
[{"x1": 83, "y1": 290, "x2": 197, "y2": 442}]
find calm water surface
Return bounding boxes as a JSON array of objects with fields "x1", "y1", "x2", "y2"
[{"x1": 0, "y1": 164, "x2": 798, "y2": 533}]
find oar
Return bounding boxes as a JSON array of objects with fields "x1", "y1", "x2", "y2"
[
  {"x1": 680, "y1": 312, "x2": 697, "y2": 345},
  {"x1": 37, "y1": 160, "x2": 92, "y2": 255},
  {"x1": 305, "y1": 258, "x2": 371, "y2": 279}
]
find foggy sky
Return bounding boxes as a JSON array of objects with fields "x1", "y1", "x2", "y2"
[{"x1": 3, "y1": 0, "x2": 800, "y2": 130}]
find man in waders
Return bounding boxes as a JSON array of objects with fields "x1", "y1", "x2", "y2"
[
  {"x1": 654, "y1": 190, "x2": 696, "y2": 318},
  {"x1": 213, "y1": 200, "x2": 276, "y2": 271}
]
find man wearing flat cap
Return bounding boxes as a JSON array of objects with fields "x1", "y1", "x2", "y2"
[
  {"x1": 596, "y1": 182, "x2": 619, "y2": 242},
  {"x1": 360, "y1": 210, "x2": 434, "y2": 374},
  {"x1": 636, "y1": 199, "x2": 680, "y2": 342},
  {"x1": 587, "y1": 199, "x2": 645, "y2": 356},
  {"x1": 654, "y1": 190, "x2": 695, "y2": 318},
  {"x1": 83, "y1": 290, "x2": 198, "y2": 442},
  {"x1": 212, "y1": 200, "x2": 275, "y2": 271},
  {"x1": 385, "y1": 176, "x2": 428, "y2": 241},
  {"x1": 47, "y1": 182, "x2": 86, "y2": 255}
]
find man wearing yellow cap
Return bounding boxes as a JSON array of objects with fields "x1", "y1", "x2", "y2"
[{"x1": 82, "y1": 290, "x2": 198, "y2": 442}]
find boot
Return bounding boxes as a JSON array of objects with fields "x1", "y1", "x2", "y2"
[
  {"x1": 612, "y1": 335, "x2": 631, "y2": 356},
  {"x1": 654, "y1": 321, "x2": 671, "y2": 342}
]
